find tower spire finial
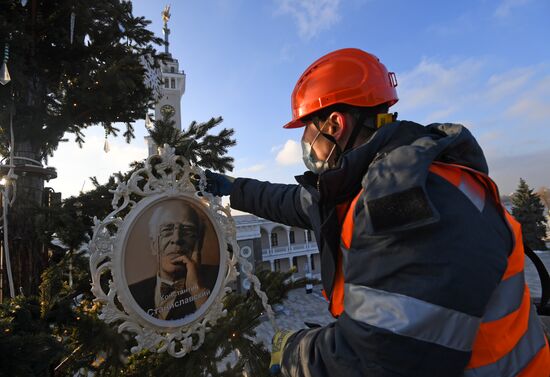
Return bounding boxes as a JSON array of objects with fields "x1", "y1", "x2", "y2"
[
  {"x1": 162, "y1": 5, "x2": 171, "y2": 55},
  {"x1": 162, "y1": 5, "x2": 171, "y2": 27}
]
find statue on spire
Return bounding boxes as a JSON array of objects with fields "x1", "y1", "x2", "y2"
[
  {"x1": 161, "y1": 5, "x2": 171, "y2": 55},
  {"x1": 162, "y1": 5, "x2": 171, "y2": 27}
]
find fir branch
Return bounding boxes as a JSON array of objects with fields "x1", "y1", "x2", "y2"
[
  {"x1": 124, "y1": 122, "x2": 135, "y2": 143},
  {"x1": 148, "y1": 113, "x2": 236, "y2": 172}
]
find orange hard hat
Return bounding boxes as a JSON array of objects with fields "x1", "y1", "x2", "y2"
[{"x1": 283, "y1": 48, "x2": 398, "y2": 129}]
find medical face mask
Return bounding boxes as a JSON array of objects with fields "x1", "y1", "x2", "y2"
[{"x1": 301, "y1": 120, "x2": 337, "y2": 174}]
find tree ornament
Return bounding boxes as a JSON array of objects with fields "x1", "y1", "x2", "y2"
[
  {"x1": 0, "y1": 62, "x2": 10, "y2": 86},
  {"x1": 145, "y1": 113, "x2": 153, "y2": 129},
  {"x1": 103, "y1": 130, "x2": 110, "y2": 153},
  {"x1": 0, "y1": 44, "x2": 11, "y2": 85},
  {"x1": 70, "y1": 10, "x2": 76, "y2": 44},
  {"x1": 140, "y1": 54, "x2": 162, "y2": 100}
]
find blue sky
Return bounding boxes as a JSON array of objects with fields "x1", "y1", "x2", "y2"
[{"x1": 49, "y1": 0, "x2": 550, "y2": 198}]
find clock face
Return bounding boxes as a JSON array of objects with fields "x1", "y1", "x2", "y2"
[{"x1": 161, "y1": 104, "x2": 175, "y2": 118}]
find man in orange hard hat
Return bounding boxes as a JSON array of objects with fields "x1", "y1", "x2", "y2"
[{"x1": 207, "y1": 48, "x2": 550, "y2": 376}]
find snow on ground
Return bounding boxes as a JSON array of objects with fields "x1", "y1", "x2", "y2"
[{"x1": 525, "y1": 251, "x2": 550, "y2": 300}]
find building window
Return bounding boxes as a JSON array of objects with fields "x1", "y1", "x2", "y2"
[
  {"x1": 289, "y1": 231, "x2": 295, "y2": 244},
  {"x1": 270, "y1": 233, "x2": 278, "y2": 247},
  {"x1": 292, "y1": 257, "x2": 299, "y2": 272},
  {"x1": 170, "y1": 66, "x2": 175, "y2": 73},
  {"x1": 311, "y1": 255, "x2": 315, "y2": 271},
  {"x1": 164, "y1": 78, "x2": 169, "y2": 88},
  {"x1": 170, "y1": 78, "x2": 176, "y2": 89},
  {"x1": 274, "y1": 259, "x2": 280, "y2": 272},
  {"x1": 306, "y1": 230, "x2": 312, "y2": 242}
]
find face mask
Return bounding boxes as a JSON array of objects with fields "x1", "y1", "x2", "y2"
[
  {"x1": 301, "y1": 139, "x2": 331, "y2": 174},
  {"x1": 301, "y1": 120, "x2": 336, "y2": 174}
]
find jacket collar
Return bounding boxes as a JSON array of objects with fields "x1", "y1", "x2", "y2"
[{"x1": 295, "y1": 120, "x2": 488, "y2": 204}]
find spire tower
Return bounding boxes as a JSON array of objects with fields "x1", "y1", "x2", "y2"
[{"x1": 145, "y1": 5, "x2": 186, "y2": 156}]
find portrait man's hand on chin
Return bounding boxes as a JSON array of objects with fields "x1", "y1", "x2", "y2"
[{"x1": 157, "y1": 215, "x2": 209, "y2": 309}]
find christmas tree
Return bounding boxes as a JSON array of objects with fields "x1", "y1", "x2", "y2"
[
  {"x1": 0, "y1": 0, "x2": 165, "y2": 297},
  {"x1": 1, "y1": 110, "x2": 291, "y2": 375},
  {"x1": 512, "y1": 178, "x2": 548, "y2": 250}
]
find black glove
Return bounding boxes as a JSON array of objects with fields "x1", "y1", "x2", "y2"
[{"x1": 205, "y1": 170, "x2": 235, "y2": 196}]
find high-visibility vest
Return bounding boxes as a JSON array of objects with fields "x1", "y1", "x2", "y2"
[{"x1": 329, "y1": 161, "x2": 550, "y2": 376}]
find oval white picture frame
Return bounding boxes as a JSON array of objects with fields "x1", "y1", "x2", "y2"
[{"x1": 88, "y1": 146, "x2": 247, "y2": 357}]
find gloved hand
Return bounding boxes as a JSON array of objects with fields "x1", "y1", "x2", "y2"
[
  {"x1": 269, "y1": 329, "x2": 295, "y2": 375},
  {"x1": 204, "y1": 170, "x2": 235, "y2": 196}
]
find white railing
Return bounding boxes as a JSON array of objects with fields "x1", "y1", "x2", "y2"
[
  {"x1": 272, "y1": 245, "x2": 290, "y2": 253},
  {"x1": 261, "y1": 242, "x2": 318, "y2": 256},
  {"x1": 290, "y1": 243, "x2": 316, "y2": 252}
]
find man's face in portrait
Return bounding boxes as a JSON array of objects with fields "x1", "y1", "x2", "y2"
[{"x1": 151, "y1": 203, "x2": 202, "y2": 280}]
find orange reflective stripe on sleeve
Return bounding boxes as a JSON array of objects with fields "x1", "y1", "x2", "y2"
[
  {"x1": 429, "y1": 163, "x2": 486, "y2": 212},
  {"x1": 502, "y1": 211, "x2": 525, "y2": 280},
  {"x1": 329, "y1": 250, "x2": 345, "y2": 317},
  {"x1": 429, "y1": 163, "x2": 462, "y2": 187},
  {"x1": 467, "y1": 284, "x2": 532, "y2": 368},
  {"x1": 430, "y1": 161, "x2": 502, "y2": 205},
  {"x1": 328, "y1": 190, "x2": 364, "y2": 318},
  {"x1": 341, "y1": 190, "x2": 363, "y2": 249},
  {"x1": 517, "y1": 337, "x2": 550, "y2": 377}
]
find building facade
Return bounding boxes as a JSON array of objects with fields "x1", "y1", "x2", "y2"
[{"x1": 234, "y1": 214, "x2": 321, "y2": 291}]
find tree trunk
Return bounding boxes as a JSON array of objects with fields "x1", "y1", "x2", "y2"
[{"x1": 4, "y1": 141, "x2": 48, "y2": 297}]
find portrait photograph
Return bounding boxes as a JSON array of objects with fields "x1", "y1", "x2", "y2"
[{"x1": 122, "y1": 197, "x2": 222, "y2": 324}]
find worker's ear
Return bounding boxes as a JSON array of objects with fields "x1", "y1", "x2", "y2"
[{"x1": 326, "y1": 112, "x2": 347, "y2": 140}]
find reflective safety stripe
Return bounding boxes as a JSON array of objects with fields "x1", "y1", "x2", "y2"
[
  {"x1": 468, "y1": 276, "x2": 532, "y2": 367},
  {"x1": 458, "y1": 173, "x2": 485, "y2": 212},
  {"x1": 502, "y1": 211, "x2": 525, "y2": 280},
  {"x1": 327, "y1": 190, "x2": 363, "y2": 318},
  {"x1": 517, "y1": 337, "x2": 550, "y2": 377},
  {"x1": 464, "y1": 307, "x2": 548, "y2": 377},
  {"x1": 430, "y1": 161, "x2": 501, "y2": 204},
  {"x1": 429, "y1": 163, "x2": 486, "y2": 212},
  {"x1": 329, "y1": 250, "x2": 345, "y2": 317},
  {"x1": 482, "y1": 271, "x2": 525, "y2": 322},
  {"x1": 341, "y1": 190, "x2": 362, "y2": 249},
  {"x1": 344, "y1": 283, "x2": 481, "y2": 352}
]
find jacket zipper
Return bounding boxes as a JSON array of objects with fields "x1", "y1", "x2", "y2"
[{"x1": 317, "y1": 175, "x2": 321, "y2": 193}]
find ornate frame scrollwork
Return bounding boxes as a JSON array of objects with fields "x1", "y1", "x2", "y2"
[{"x1": 89, "y1": 145, "x2": 274, "y2": 357}]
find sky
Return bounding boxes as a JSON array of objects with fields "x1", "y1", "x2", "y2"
[{"x1": 48, "y1": 0, "x2": 550, "y2": 199}]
